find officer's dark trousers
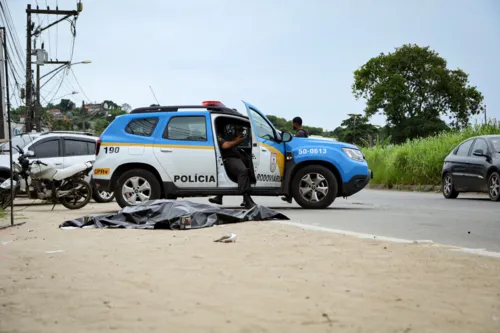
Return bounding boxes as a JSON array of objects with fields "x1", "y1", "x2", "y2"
[{"x1": 225, "y1": 157, "x2": 251, "y2": 194}]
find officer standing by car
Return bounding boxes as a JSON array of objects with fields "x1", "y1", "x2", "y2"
[
  {"x1": 281, "y1": 117, "x2": 309, "y2": 204},
  {"x1": 209, "y1": 126, "x2": 257, "y2": 209},
  {"x1": 292, "y1": 117, "x2": 309, "y2": 138}
]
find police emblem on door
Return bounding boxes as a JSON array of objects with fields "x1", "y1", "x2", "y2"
[{"x1": 270, "y1": 153, "x2": 277, "y2": 173}]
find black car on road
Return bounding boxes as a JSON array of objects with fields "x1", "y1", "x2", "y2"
[{"x1": 441, "y1": 135, "x2": 500, "y2": 201}]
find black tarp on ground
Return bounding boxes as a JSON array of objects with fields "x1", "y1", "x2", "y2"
[{"x1": 59, "y1": 199, "x2": 289, "y2": 230}]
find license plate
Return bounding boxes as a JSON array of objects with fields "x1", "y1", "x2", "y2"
[{"x1": 94, "y1": 168, "x2": 110, "y2": 176}]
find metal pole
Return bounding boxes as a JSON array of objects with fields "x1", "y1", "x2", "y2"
[
  {"x1": 0, "y1": 29, "x2": 5, "y2": 139},
  {"x1": 0, "y1": 27, "x2": 25, "y2": 229},
  {"x1": 25, "y1": 4, "x2": 32, "y2": 132},
  {"x1": 484, "y1": 104, "x2": 487, "y2": 124},
  {"x1": 82, "y1": 100, "x2": 85, "y2": 131},
  {"x1": 36, "y1": 64, "x2": 41, "y2": 131}
]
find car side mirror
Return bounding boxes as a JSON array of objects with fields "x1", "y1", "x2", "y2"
[
  {"x1": 25, "y1": 150, "x2": 35, "y2": 157},
  {"x1": 472, "y1": 149, "x2": 487, "y2": 157},
  {"x1": 281, "y1": 131, "x2": 293, "y2": 143}
]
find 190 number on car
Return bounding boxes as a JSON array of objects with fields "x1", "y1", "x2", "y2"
[
  {"x1": 103, "y1": 147, "x2": 120, "y2": 154},
  {"x1": 297, "y1": 148, "x2": 327, "y2": 155}
]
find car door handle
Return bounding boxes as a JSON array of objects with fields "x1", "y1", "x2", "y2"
[
  {"x1": 160, "y1": 148, "x2": 173, "y2": 153},
  {"x1": 54, "y1": 163, "x2": 62, "y2": 166},
  {"x1": 261, "y1": 148, "x2": 268, "y2": 152}
]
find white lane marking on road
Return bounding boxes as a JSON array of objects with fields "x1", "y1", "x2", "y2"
[
  {"x1": 450, "y1": 248, "x2": 500, "y2": 259},
  {"x1": 273, "y1": 221, "x2": 415, "y2": 243},
  {"x1": 273, "y1": 221, "x2": 500, "y2": 259}
]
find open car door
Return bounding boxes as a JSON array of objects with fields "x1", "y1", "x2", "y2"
[{"x1": 242, "y1": 101, "x2": 286, "y2": 189}]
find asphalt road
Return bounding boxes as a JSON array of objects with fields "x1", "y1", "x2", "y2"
[
  {"x1": 204, "y1": 190, "x2": 500, "y2": 253},
  {"x1": 11, "y1": 189, "x2": 500, "y2": 253}
]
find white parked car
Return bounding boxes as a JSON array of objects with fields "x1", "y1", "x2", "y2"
[{"x1": 0, "y1": 131, "x2": 115, "y2": 203}]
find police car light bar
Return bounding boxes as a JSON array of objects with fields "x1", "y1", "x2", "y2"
[{"x1": 202, "y1": 101, "x2": 225, "y2": 107}]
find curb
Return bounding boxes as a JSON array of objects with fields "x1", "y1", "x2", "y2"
[{"x1": 366, "y1": 184, "x2": 440, "y2": 192}]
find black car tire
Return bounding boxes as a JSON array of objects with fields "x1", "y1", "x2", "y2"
[
  {"x1": 291, "y1": 165, "x2": 337, "y2": 209},
  {"x1": 487, "y1": 171, "x2": 500, "y2": 202},
  {"x1": 92, "y1": 188, "x2": 115, "y2": 203},
  {"x1": 442, "y1": 173, "x2": 459, "y2": 199},
  {"x1": 115, "y1": 168, "x2": 161, "y2": 208}
]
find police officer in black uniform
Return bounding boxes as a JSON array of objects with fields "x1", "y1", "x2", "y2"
[{"x1": 208, "y1": 126, "x2": 256, "y2": 209}]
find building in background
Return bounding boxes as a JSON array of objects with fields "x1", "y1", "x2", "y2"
[{"x1": 84, "y1": 103, "x2": 105, "y2": 114}]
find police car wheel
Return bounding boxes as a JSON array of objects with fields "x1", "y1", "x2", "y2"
[
  {"x1": 115, "y1": 169, "x2": 161, "y2": 208},
  {"x1": 291, "y1": 165, "x2": 337, "y2": 209}
]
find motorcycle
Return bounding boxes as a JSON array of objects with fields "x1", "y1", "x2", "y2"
[{"x1": 0, "y1": 145, "x2": 94, "y2": 210}]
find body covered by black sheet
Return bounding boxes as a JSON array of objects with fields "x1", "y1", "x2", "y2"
[{"x1": 59, "y1": 199, "x2": 289, "y2": 230}]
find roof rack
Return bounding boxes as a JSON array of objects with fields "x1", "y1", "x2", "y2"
[
  {"x1": 129, "y1": 105, "x2": 246, "y2": 118},
  {"x1": 39, "y1": 131, "x2": 94, "y2": 136}
]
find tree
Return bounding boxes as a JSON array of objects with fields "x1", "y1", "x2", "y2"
[
  {"x1": 352, "y1": 44, "x2": 484, "y2": 143},
  {"x1": 103, "y1": 100, "x2": 120, "y2": 110},
  {"x1": 121, "y1": 103, "x2": 132, "y2": 112},
  {"x1": 59, "y1": 99, "x2": 75, "y2": 112},
  {"x1": 93, "y1": 118, "x2": 109, "y2": 135},
  {"x1": 334, "y1": 114, "x2": 379, "y2": 146}
]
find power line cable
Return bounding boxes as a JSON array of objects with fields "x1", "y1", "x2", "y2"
[{"x1": 70, "y1": 68, "x2": 91, "y2": 101}]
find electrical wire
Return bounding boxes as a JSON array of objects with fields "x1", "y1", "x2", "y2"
[
  {"x1": 48, "y1": 68, "x2": 67, "y2": 103},
  {"x1": 69, "y1": 68, "x2": 91, "y2": 102},
  {"x1": 0, "y1": 0, "x2": 25, "y2": 68},
  {"x1": 0, "y1": 1, "x2": 25, "y2": 85}
]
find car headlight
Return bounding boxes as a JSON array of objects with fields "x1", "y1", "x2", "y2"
[{"x1": 342, "y1": 148, "x2": 364, "y2": 161}]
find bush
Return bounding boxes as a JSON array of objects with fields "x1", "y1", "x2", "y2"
[{"x1": 362, "y1": 120, "x2": 500, "y2": 185}]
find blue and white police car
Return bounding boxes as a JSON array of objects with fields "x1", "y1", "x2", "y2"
[{"x1": 92, "y1": 101, "x2": 373, "y2": 209}]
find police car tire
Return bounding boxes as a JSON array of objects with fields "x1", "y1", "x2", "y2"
[
  {"x1": 115, "y1": 169, "x2": 161, "y2": 208},
  {"x1": 291, "y1": 165, "x2": 337, "y2": 209}
]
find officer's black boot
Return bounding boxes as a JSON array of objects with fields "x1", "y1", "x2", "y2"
[
  {"x1": 209, "y1": 195, "x2": 223, "y2": 205},
  {"x1": 243, "y1": 194, "x2": 256, "y2": 209}
]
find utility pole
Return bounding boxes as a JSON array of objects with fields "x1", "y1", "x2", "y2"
[
  {"x1": 0, "y1": 28, "x2": 6, "y2": 139},
  {"x1": 35, "y1": 63, "x2": 41, "y2": 131},
  {"x1": 484, "y1": 104, "x2": 487, "y2": 124},
  {"x1": 25, "y1": 2, "x2": 83, "y2": 132},
  {"x1": 81, "y1": 100, "x2": 86, "y2": 131},
  {"x1": 25, "y1": 4, "x2": 32, "y2": 132}
]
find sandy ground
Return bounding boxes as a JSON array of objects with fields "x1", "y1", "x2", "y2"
[{"x1": 1, "y1": 201, "x2": 499, "y2": 333}]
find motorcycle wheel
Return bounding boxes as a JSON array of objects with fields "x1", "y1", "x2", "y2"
[{"x1": 59, "y1": 179, "x2": 92, "y2": 210}]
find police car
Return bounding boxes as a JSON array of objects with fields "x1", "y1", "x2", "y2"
[{"x1": 92, "y1": 101, "x2": 373, "y2": 209}]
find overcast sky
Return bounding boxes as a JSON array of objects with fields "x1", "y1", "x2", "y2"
[{"x1": 7, "y1": 0, "x2": 500, "y2": 130}]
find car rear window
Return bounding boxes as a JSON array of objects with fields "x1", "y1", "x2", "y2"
[{"x1": 125, "y1": 118, "x2": 159, "y2": 137}]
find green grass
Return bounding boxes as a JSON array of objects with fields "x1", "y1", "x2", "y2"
[{"x1": 362, "y1": 120, "x2": 500, "y2": 186}]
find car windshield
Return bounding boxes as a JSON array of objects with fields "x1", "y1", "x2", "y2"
[
  {"x1": 490, "y1": 136, "x2": 500, "y2": 153},
  {"x1": 0, "y1": 134, "x2": 37, "y2": 153}
]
